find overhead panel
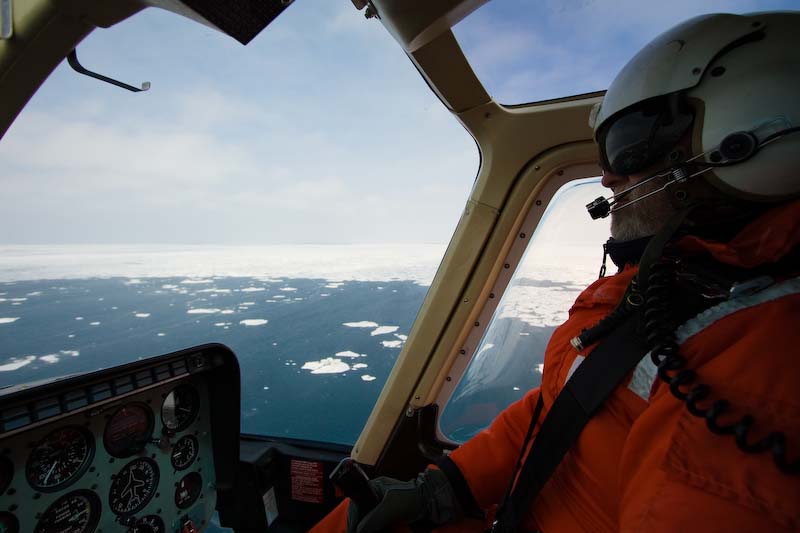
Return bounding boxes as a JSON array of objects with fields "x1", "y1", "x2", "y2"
[{"x1": 145, "y1": 0, "x2": 295, "y2": 45}]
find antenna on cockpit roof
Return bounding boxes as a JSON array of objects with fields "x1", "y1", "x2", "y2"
[{"x1": 67, "y1": 49, "x2": 151, "y2": 93}]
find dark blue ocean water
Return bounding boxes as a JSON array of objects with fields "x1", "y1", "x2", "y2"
[{"x1": 0, "y1": 277, "x2": 428, "y2": 445}]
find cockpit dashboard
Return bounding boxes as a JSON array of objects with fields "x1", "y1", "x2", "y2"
[{"x1": 0, "y1": 344, "x2": 240, "y2": 533}]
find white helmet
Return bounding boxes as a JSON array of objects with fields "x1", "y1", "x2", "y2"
[{"x1": 589, "y1": 11, "x2": 800, "y2": 201}]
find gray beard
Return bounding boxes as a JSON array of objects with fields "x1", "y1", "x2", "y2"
[{"x1": 609, "y1": 178, "x2": 678, "y2": 241}]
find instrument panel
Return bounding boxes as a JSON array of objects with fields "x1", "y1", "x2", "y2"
[{"x1": 0, "y1": 345, "x2": 240, "y2": 533}]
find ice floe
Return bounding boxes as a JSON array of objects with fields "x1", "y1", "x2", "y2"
[
  {"x1": 395, "y1": 334, "x2": 408, "y2": 341},
  {"x1": 371, "y1": 326, "x2": 399, "y2": 336},
  {"x1": 180, "y1": 279, "x2": 213, "y2": 284},
  {"x1": 335, "y1": 351, "x2": 364, "y2": 358},
  {"x1": 75, "y1": 316, "x2": 84, "y2": 320},
  {"x1": 187, "y1": 308, "x2": 220, "y2": 314},
  {"x1": 352, "y1": 363, "x2": 368, "y2": 370},
  {"x1": 26, "y1": 291, "x2": 42, "y2": 296},
  {"x1": 61, "y1": 350, "x2": 79, "y2": 356},
  {"x1": 162, "y1": 284, "x2": 179, "y2": 289},
  {"x1": 240, "y1": 319, "x2": 268, "y2": 326},
  {"x1": 0, "y1": 356, "x2": 36, "y2": 371},
  {"x1": 301, "y1": 358, "x2": 350, "y2": 374},
  {"x1": 536, "y1": 364, "x2": 544, "y2": 374},
  {"x1": 279, "y1": 287, "x2": 297, "y2": 292},
  {"x1": 157, "y1": 333, "x2": 166, "y2": 337},
  {"x1": 214, "y1": 322, "x2": 233, "y2": 327},
  {"x1": 343, "y1": 321, "x2": 378, "y2": 328},
  {"x1": 361, "y1": 375, "x2": 377, "y2": 382},
  {"x1": 197, "y1": 288, "x2": 231, "y2": 294},
  {"x1": 0, "y1": 318, "x2": 19, "y2": 324},
  {"x1": 90, "y1": 322, "x2": 100, "y2": 326},
  {"x1": 221, "y1": 310, "x2": 235, "y2": 315},
  {"x1": 241, "y1": 302, "x2": 256, "y2": 306},
  {"x1": 134, "y1": 313, "x2": 150, "y2": 318},
  {"x1": 125, "y1": 279, "x2": 144, "y2": 285},
  {"x1": 241, "y1": 287, "x2": 265, "y2": 292},
  {"x1": 40, "y1": 355, "x2": 60, "y2": 363},
  {"x1": 381, "y1": 340, "x2": 403, "y2": 348},
  {"x1": 324, "y1": 283, "x2": 344, "y2": 289},
  {"x1": 11, "y1": 298, "x2": 27, "y2": 302}
]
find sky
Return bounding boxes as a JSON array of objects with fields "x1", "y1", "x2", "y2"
[{"x1": 0, "y1": 0, "x2": 796, "y2": 245}]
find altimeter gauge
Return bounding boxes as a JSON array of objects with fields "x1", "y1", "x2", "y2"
[
  {"x1": 170, "y1": 435, "x2": 199, "y2": 471},
  {"x1": 34, "y1": 489, "x2": 101, "y2": 533},
  {"x1": 26, "y1": 426, "x2": 94, "y2": 492},
  {"x1": 161, "y1": 385, "x2": 200, "y2": 433},
  {"x1": 109, "y1": 457, "x2": 160, "y2": 516}
]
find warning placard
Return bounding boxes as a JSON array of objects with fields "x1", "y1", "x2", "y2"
[{"x1": 290, "y1": 459, "x2": 325, "y2": 504}]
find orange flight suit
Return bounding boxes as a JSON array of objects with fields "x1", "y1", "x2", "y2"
[{"x1": 312, "y1": 199, "x2": 800, "y2": 532}]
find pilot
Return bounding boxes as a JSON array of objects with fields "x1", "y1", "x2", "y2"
[{"x1": 313, "y1": 11, "x2": 800, "y2": 533}]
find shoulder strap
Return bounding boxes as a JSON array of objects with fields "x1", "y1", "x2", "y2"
[{"x1": 491, "y1": 315, "x2": 647, "y2": 532}]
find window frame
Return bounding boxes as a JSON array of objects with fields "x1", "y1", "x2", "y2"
[{"x1": 433, "y1": 162, "x2": 601, "y2": 444}]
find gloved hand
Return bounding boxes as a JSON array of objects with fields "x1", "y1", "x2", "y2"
[{"x1": 346, "y1": 468, "x2": 463, "y2": 533}]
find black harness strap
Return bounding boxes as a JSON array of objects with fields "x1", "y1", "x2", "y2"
[{"x1": 491, "y1": 315, "x2": 647, "y2": 532}]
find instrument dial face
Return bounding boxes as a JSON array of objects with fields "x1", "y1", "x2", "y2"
[
  {"x1": 0, "y1": 512, "x2": 19, "y2": 533},
  {"x1": 26, "y1": 426, "x2": 94, "y2": 492},
  {"x1": 34, "y1": 489, "x2": 101, "y2": 533},
  {"x1": 174, "y1": 471, "x2": 202, "y2": 509},
  {"x1": 109, "y1": 457, "x2": 160, "y2": 516},
  {"x1": 103, "y1": 403, "x2": 155, "y2": 458},
  {"x1": 161, "y1": 385, "x2": 200, "y2": 432},
  {"x1": 128, "y1": 515, "x2": 165, "y2": 533},
  {"x1": 170, "y1": 435, "x2": 199, "y2": 471}
]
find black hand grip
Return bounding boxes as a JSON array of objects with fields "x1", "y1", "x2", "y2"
[{"x1": 330, "y1": 458, "x2": 380, "y2": 515}]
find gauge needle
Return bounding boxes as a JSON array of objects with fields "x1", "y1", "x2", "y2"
[
  {"x1": 44, "y1": 460, "x2": 59, "y2": 484},
  {"x1": 71, "y1": 508, "x2": 87, "y2": 522}
]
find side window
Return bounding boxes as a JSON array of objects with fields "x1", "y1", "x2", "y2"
[{"x1": 439, "y1": 178, "x2": 610, "y2": 443}]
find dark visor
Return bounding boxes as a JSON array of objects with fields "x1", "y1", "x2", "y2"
[{"x1": 597, "y1": 94, "x2": 694, "y2": 175}]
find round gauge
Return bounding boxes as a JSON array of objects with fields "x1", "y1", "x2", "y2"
[
  {"x1": 103, "y1": 403, "x2": 155, "y2": 458},
  {"x1": 0, "y1": 512, "x2": 19, "y2": 533},
  {"x1": 109, "y1": 457, "x2": 160, "y2": 516},
  {"x1": 127, "y1": 515, "x2": 165, "y2": 533},
  {"x1": 174, "y1": 471, "x2": 202, "y2": 509},
  {"x1": 161, "y1": 385, "x2": 200, "y2": 433},
  {"x1": 26, "y1": 426, "x2": 94, "y2": 492},
  {"x1": 34, "y1": 489, "x2": 101, "y2": 533},
  {"x1": 0, "y1": 455, "x2": 13, "y2": 494},
  {"x1": 170, "y1": 435, "x2": 199, "y2": 471}
]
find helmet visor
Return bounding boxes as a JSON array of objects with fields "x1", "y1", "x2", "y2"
[{"x1": 598, "y1": 95, "x2": 694, "y2": 175}]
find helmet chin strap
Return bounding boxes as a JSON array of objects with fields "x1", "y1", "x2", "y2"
[{"x1": 586, "y1": 123, "x2": 800, "y2": 220}]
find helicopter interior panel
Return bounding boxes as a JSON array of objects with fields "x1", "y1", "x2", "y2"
[{"x1": 0, "y1": 344, "x2": 240, "y2": 533}]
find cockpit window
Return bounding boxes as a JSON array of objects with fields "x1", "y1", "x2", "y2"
[
  {"x1": 0, "y1": 1, "x2": 477, "y2": 445},
  {"x1": 453, "y1": 0, "x2": 799, "y2": 104},
  {"x1": 440, "y1": 178, "x2": 610, "y2": 443}
]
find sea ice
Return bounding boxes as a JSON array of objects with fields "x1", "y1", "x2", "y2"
[
  {"x1": 90, "y1": 322, "x2": 100, "y2": 326},
  {"x1": 536, "y1": 364, "x2": 544, "y2": 374},
  {"x1": 125, "y1": 279, "x2": 143, "y2": 285},
  {"x1": 301, "y1": 358, "x2": 350, "y2": 374},
  {"x1": 335, "y1": 351, "x2": 365, "y2": 358},
  {"x1": 279, "y1": 287, "x2": 297, "y2": 292},
  {"x1": 240, "y1": 319, "x2": 268, "y2": 326},
  {"x1": 75, "y1": 316, "x2": 84, "y2": 320},
  {"x1": 134, "y1": 313, "x2": 150, "y2": 318},
  {"x1": 0, "y1": 318, "x2": 19, "y2": 324},
  {"x1": 0, "y1": 356, "x2": 36, "y2": 371},
  {"x1": 371, "y1": 326, "x2": 399, "y2": 336},
  {"x1": 157, "y1": 333, "x2": 166, "y2": 337},
  {"x1": 352, "y1": 363, "x2": 368, "y2": 370},
  {"x1": 214, "y1": 322, "x2": 232, "y2": 327},
  {"x1": 395, "y1": 334, "x2": 408, "y2": 341},
  {"x1": 343, "y1": 321, "x2": 378, "y2": 328},
  {"x1": 221, "y1": 310, "x2": 235, "y2": 314},
  {"x1": 187, "y1": 308, "x2": 221, "y2": 314},
  {"x1": 180, "y1": 279, "x2": 214, "y2": 284},
  {"x1": 26, "y1": 291, "x2": 42, "y2": 296},
  {"x1": 241, "y1": 287, "x2": 265, "y2": 292},
  {"x1": 241, "y1": 302, "x2": 256, "y2": 305},
  {"x1": 381, "y1": 340, "x2": 403, "y2": 348},
  {"x1": 40, "y1": 354, "x2": 60, "y2": 363},
  {"x1": 61, "y1": 350, "x2": 79, "y2": 356},
  {"x1": 361, "y1": 375, "x2": 377, "y2": 382},
  {"x1": 162, "y1": 284, "x2": 179, "y2": 289}
]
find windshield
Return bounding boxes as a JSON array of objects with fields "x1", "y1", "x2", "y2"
[
  {"x1": 453, "y1": 0, "x2": 799, "y2": 104},
  {"x1": 0, "y1": 1, "x2": 477, "y2": 445}
]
